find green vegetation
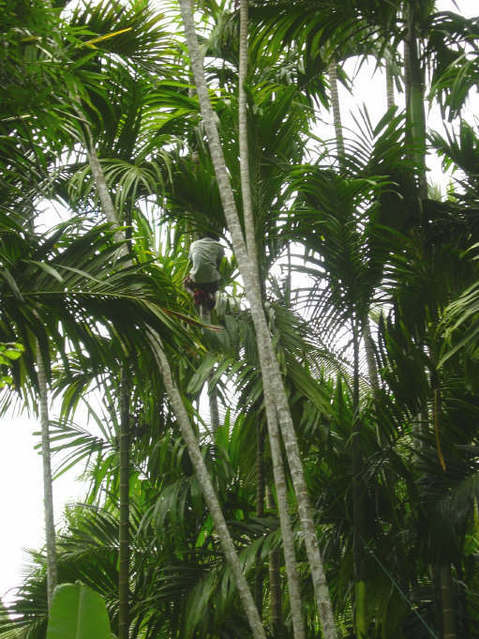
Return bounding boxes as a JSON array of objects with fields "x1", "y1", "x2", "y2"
[
  {"x1": 46, "y1": 583, "x2": 114, "y2": 639},
  {"x1": 0, "y1": 343, "x2": 23, "y2": 389},
  {"x1": 0, "y1": 0, "x2": 479, "y2": 637}
]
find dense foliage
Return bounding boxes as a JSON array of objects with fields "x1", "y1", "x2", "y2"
[{"x1": 1, "y1": 0, "x2": 479, "y2": 638}]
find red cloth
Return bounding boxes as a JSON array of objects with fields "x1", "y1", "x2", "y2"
[{"x1": 184, "y1": 276, "x2": 217, "y2": 310}]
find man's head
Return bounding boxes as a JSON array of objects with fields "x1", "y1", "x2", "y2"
[{"x1": 203, "y1": 232, "x2": 220, "y2": 241}]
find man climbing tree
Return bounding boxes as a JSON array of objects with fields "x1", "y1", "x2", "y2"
[{"x1": 184, "y1": 233, "x2": 224, "y2": 310}]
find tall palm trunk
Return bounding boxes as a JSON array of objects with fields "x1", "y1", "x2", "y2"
[
  {"x1": 351, "y1": 321, "x2": 367, "y2": 638},
  {"x1": 440, "y1": 564, "x2": 456, "y2": 639},
  {"x1": 199, "y1": 307, "x2": 220, "y2": 431},
  {"x1": 118, "y1": 374, "x2": 130, "y2": 639},
  {"x1": 432, "y1": 386, "x2": 455, "y2": 639},
  {"x1": 405, "y1": 0, "x2": 427, "y2": 200},
  {"x1": 363, "y1": 321, "x2": 380, "y2": 399},
  {"x1": 82, "y1": 138, "x2": 133, "y2": 636},
  {"x1": 404, "y1": 10, "x2": 456, "y2": 630},
  {"x1": 238, "y1": 3, "x2": 305, "y2": 637},
  {"x1": 328, "y1": 61, "x2": 345, "y2": 163},
  {"x1": 266, "y1": 485, "x2": 282, "y2": 634},
  {"x1": 37, "y1": 341, "x2": 57, "y2": 608},
  {"x1": 329, "y1": 56, "x2": 372, "y2": 637},
  {"x1": 207, "y1": 370, "x2": 220, "y2": 431},
  {"x1": 263, "y1": 406, "x2": 306, "y2": 639},
  {"x1": 386, "y1": 58, "x2": 395, "y2": 110},
  {"x1": 254, "y1": 420, "x2": 265, "y2": 613},
  {"x1": 84, "y1": 133, "x2": 266, "y2": 639},
  {"x1": 179, "y1": 2, "x2": 337, "y2": 636},
  {"x1": 148, "y1": 328, "x2": 267, "y2": 639},
  {"x1": 238, "y1": 0, "x2": 259, "y2": 276},
  {"x1": 269, "y1": 548, "x2": 282, "y2": 632}
]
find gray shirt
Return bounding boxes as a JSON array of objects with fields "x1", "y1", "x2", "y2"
[{"x1": 189, "y1": 237, "x2": 224, "y2": 283}]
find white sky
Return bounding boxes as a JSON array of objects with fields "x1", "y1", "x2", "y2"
[{"x1": 0, "y1": 0, "x2": 477, "y2": 609}]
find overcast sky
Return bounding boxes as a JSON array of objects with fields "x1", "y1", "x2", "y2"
[{"x1": 0, "y1": 0, "x2": 477, "y2": 608}]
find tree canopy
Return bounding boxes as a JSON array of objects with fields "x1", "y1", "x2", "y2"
[{"x1": 1, "y1": 1, "x2": 479, "y2": 638}]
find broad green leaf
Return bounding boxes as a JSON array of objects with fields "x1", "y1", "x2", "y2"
[{"x1": 46, "y1": 583, "x2": 112, "y2": 639}]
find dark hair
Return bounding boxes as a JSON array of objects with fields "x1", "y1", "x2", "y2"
[{"x1": 204, "y1": 232, "x2": 220, "y2": 241}]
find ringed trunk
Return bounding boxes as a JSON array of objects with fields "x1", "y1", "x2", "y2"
[
  {"x1": 405, "y1": 0, "x2": 427, "y2": 200},
  {"x1": 37, "y1": 341, "x2": 57, "y2": 609},
  {"x1": 238, "y1": 3, "x2": 305, "y2": 638},
  {"x1": 118, "y1": 375, "x2": 130, "y2": 639},
  {"x1": 148, "y1": 328, "x2": 267, "y2": 639},
  {"x1": 440, "y1": 564, "x2": 456, "y2": 639}
]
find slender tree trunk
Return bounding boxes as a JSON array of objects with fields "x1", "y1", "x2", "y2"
[
  {"x1": 200, "y1": 307, "x2": 220, "y2": 431},
  {"x1": 363, "y1": 320, "x2": 380, "y2": 400},
  {"x1": 386, "y1": 58, "x2": 395, "y2": 110},
  {"x1": 86, "y1": 145, "x2": 122, "y2": 232},
  {"x1": 264, "y1": 407, "x2": 305, "y2": 639},
  {"x1": 266, "y1": 485, "x2": 282, "y2": 634},
  {"x1": 285, "y1": 243, "x2": 292, "y2": 304},
  {"x1": 432, "y1": 387, "x2": 454, "y2": 638},
  {"x1": 238, "y1": 4, "x2": 305, "y2": 638},
  {"x1": 405, "y1": 0, "x2": 427, "y2": 201},
  {"x1": 328, "y1": 51, "x2": 370, "y2": 639},
  {"x1": 118, "y1": 374, "x2": 130, "y2": 639},
  {"x1": 82, "y1": 141, "x2": 133, "y2": 634},
  {"x1": 328, "y1": 61, "x2": 345, "y2": 164},
  {"x1": 179, "y1": 3, "x2": 337, "y2": 636},
  {"x1": 270, "y1": 549, "x2": 282, "y2": 633},
  {"x1": 351, "y1": 322, "x2": 367, "y2": 638},
  {"x1": 256, "y1": 422, "x2": 266, "y2": 517},
  {"x1": 455, "y1": 560, "x2": 468, "y2": 638},
  {"x1": 238, "y1": 0, "x2": 259, "y2": 278},
  {"x1": 431, "y1": 564, "x2": 443, "y2": 635},
  {"x1": 255, "y1": 420, "x2": 266, "y2": 613},
  {"x1": 37, "y1": 341, "x2": 57, "y2": 609},
  {"x1": 433, "y1": 387, "x2": 446, "y2": 472},
  {"x1": 207, "y1": 370, "x2": 220, "y2": 431},
  {"x1": 439, "y1": 564, "x2": 456, "y2": 639},
  {"x1": 329, "y1": 55, "x2": 385, "y2": 635},
  {"x1": 329, "y1": 60, "x2": 376, "y2": 632},
  {"x1": 148, "y1": 328, "x2": 267, "y2": 639}
]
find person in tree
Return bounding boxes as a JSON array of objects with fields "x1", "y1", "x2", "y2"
[{"x1": 184, "y1": 233, "x2": 224, "y2": 310}]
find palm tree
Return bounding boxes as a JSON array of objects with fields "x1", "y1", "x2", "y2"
[{"x1": 178, "y1": 2, "x2": 337, "y2": 637}]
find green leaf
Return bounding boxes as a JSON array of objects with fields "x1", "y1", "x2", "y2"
[
  {"x1": 0, "y1": 375, "x2": 13, "y2": 388},
  {"x1": 2, "y1": 348, "x2": 23, "y2": 360},
  {"x1": 46, "y1": 583, "x2": 112, "y2": 639},
  {"x1": 24, "y1": 260, "x2": 65, "y2": 283}
]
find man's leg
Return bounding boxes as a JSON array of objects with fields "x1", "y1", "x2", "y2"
[{"x1": 204, "y1": 280, "x2": 219, "y2": 311}]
